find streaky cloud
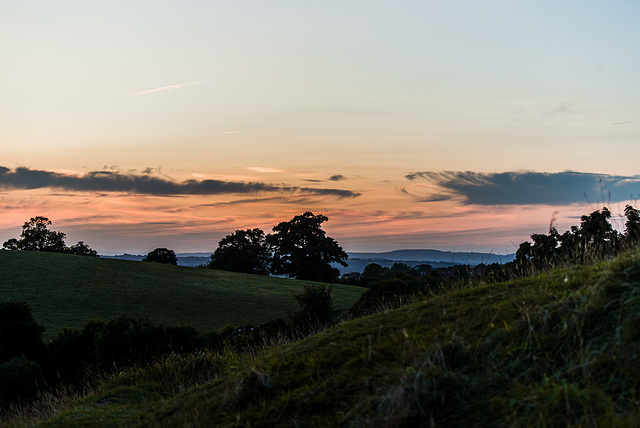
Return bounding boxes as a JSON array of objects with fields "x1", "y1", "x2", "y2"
[
  {"x1": 0, "y1": 166, "x2": 360, "y2": 199},
  {"x1": 406, "y1": 170, "x2": 640, "y2": 206},
  {"x1": 124, "y1": 80, "x2": 207, "y2": 97},
  {"x1": 246, "y1": 167, "x2": 286, "y2": 173},
  {"x1": 419, "y1": 193, "x2": 453, "y2": 203}
]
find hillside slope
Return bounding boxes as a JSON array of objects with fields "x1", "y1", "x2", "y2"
[
  {"x1": 36, "y1": 250, "x2": 640, "y2": 426},
  {"x1": 0, "y1": 251, "x2": 363, "y2": 340}
]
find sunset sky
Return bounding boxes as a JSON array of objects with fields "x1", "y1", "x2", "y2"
[{"x1": 1, "y1": 1, "x2": 639, "y2": 255}]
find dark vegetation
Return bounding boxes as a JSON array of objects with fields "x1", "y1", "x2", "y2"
[
  {"x1": 142, "y1": 247, "x2": 177, "y2": 265},
  {"x1": 267, "y1": 212, "x2": 348, "y2": 282},
  {"x1": 2, "y1": 217, "x2": 97, "y2": 256},
  {"x1": 2, "y1": 205, "x2": 640, "y2": 425},
  {"x1": 0, "y1": 286, "x2": 338, "y2": 410},
  {"x1": 208, "y1": 228, "x2": 270, "y2": 275},
  {"x1": 207, "y1": 211, "x2": 348, "y2": 282},
  {"x1": 344, "y1": 205, "x2": 640, "y2": 316}
]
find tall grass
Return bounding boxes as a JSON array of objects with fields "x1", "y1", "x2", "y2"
[{"x1": 0, "y1": 383, "x2": 92, "y2": 427}]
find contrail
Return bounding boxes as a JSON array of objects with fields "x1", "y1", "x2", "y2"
[{"x1": 124, "y1": 80, "x2": 207, "y2": 97}]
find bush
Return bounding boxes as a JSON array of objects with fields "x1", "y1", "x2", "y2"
[
  {"x1": 0, "y1": 356, "x2": 44, "y2": 406},
  {"x1": 290, "y1": 284, "x2": 335, "y2": 332},
  {"x1": 95, "y1": 315, "x2": 169, "y2": 367},
  {"x1": 67, "y1": 241, "x2": 98, "y2": 257},
  {"x1": 197, "y1": 324, "x2": 240, "y2": 351},
  {"x1": 0, "y1": 300, "x2": 46, "y2": 364},
  {"x1": 165, "y1": 325, "x2": 200, "y2": 353},
  {"x1": 46, "y1": 320, "x2": 105, "y2": 382},
  {"x1": 349, "y1": 278, "x2": 423, "y2": 317},
  {"x1": 142, "y1": 248, "x2": 178, "y2": 265}
]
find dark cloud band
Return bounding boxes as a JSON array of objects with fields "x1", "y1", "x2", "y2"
[
  {"x1": 406, "y1": 171, "x2": 640, "y2": 205},
  {"x1": 0, "y1": 166, "x2": 360, "y2": 199}
]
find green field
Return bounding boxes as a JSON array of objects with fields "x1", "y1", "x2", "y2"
[
  {"x1": 29, "y1": 249, "x2": 640, "y2": 427},
  {"x1": 0, "y1": 251, "x2": 364, "y2": 340}
]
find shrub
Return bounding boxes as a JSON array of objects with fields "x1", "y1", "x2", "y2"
[
  {"x1": 349, "y1": 278, "x2": 423, "y2": 317},
  {"x1": 67, "y1": 241, "x2": 98, "y2": 257},
  {"x1": 290, "y1": 284, "x2": 335, "y2": 332},
  {"x1": 142, "y1": 248, "x2": 178, "y2": 265},
  {"x1": 165, "y1": 325, "x2": 200, "y2": 353},
  {"x1": 197, "y1": 324, "x2": 242, "y2": 351},
  {"x1": 95, "y1": 315, "x2": 169, "y2": 367},
  {"x1": 0, "y1": 300, "x2": 46, "y2": 364},
  {"x1": 46, "y1": 320, "x2": 105, "y2": 382},
  {"x1": 0, "y1": 356, "x2": 44, "y2": 406}
]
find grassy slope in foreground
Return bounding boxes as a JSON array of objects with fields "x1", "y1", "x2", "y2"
[
  {"x1": 39, "y1": 250, "x2": 640, "y2": 427},
  {"x1": 0, "y1": 251, "x2": 364, "y2": 341}
]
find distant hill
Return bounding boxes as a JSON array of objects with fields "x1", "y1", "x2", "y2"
[
  {"x1": 348, "y1": 249, "x2": 515, "y2": 264},
  {"x1": 102, "y1": 252, "x2": 211, "y2": 267},
  {"x1": 0, "y1": 251, "x2": 363, "y2": 340},
  {"x1": 103, "y1": 250, "x2": 515, "y2": 273},
  {"x1": 335, "y1": 249, "x2": 515, "y2": 275}
]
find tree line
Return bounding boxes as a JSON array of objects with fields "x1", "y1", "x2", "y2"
[
  {"x1": 339, "y1": 205, "x2": 640, "y2": 316},
  {"x1": 511, "y1": 205, "x2": 640, "y2": 272}
]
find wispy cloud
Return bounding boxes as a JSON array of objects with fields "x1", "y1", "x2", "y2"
[
  {"x1": 246, "y1": 167, "x2": 286, "y2": 173},
  {"x1": 0, "y1": 166, "x2": 360, "y2": 199},
  {"x1": 124, "y1": 80, "x2": 207, "y2": 97},
  {"x1": 541, "y1": 101, "x2": 590, "y2": 118},
  {"x1": 406, "y1": 171, "x2": 640, "y2": 206}
]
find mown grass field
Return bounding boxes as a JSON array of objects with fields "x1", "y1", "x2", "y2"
[
  {"x1": 21, "y1": 249, "x2": 640, "y2": 427},
  {"x1": 0, "y1": 251, "x2": 364, "y2": 341}
]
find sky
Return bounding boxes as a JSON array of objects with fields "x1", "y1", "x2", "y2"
[{"x1": 1, "y1": 1, "x2": 639, "y2": 255}]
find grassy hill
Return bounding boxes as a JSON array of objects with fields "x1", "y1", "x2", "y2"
[
  {"x1": 24, "y1": 249, "x2": 640, "y2": 426},
  {"x1": 0, "y1": 251, "x2": 364, "y2": 341}
]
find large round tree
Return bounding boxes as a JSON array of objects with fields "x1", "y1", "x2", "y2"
[
  {"x1": 267, "y1": 212, "x2": 348, "y2": 282},
  {"x1": 3, "y1": 216, "x2": 66, "y2": 252},
  {"x1": 208, "y1": 228, "x2": 270, "y2": 275},
  {"x1": 142, "y1": 248, "x2": 178, "y2": 265}
]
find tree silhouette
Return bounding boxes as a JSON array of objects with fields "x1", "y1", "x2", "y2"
[
  {"x1": 2, "y1": 216, "x2": 66, "y2": 252},
  {"x1": 267, "y1": 212, "x2": 348, "y2": 282},
  {"x1": 2, "y1": 216, "x2": 98, "y2": 256},
  {"x1": 68, "y1": 241, "x2": 99, "y2": 257},
  {"x1": 142, "y1": 248, "x2": 178, "y2": 265},
  {"x1": 578, "y1": 207, "x2": 617, "y2": 246},
  {"x1": 624, "y1": 205, "x2": 640, "y2": 244},
  {"x1": 208, "y1": 228, "x2": 270, "y2": 275}
]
